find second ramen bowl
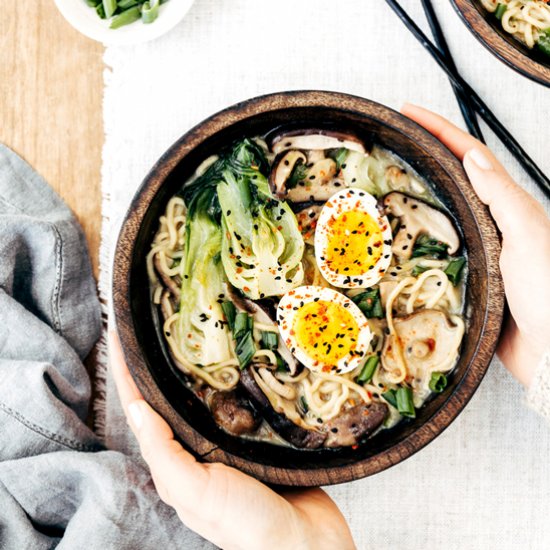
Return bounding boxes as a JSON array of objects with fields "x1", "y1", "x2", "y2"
[
  {"x1": 113, "y1": 91, "x2": 504, "y2": 486},
  {"x1": 451, "y1": 0, "x2": 550, "y2": 87}
]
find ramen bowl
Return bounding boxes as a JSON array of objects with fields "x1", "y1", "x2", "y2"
[
  {"x1": 451, "y1": 0, "x2": 550, "y2": 87},
  {"x1": 112, "y1": 91, "x2": 504, "y2": 486}
]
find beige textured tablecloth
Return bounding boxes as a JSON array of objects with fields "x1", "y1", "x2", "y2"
[{"x1": 98, "y1": 1, "x2": 550, "y2": 548}]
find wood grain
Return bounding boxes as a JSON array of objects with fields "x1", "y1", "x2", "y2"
[
  {"x1": 0, "y1": 1, "x2": 104, "y2": 277},
  {"x1": 113, "y1": 91, "x2": 505, "y2": 486}
]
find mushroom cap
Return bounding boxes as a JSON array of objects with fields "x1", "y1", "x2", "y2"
[
  {"x1": 268, "y1": 130, "x2": 367, "y2": 155},
  {"x1": 383, "y1": 192, "x2": 460, "y2": 260},
  {"x1": 382, "y1": 309, "x2": 464, "y2": 377}
]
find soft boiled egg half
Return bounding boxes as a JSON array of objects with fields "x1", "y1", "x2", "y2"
[
  {"x1": 314, "y1": 188, "x2": 393, "y2": 288},
  {"x1": 277, "y1": 286, "x2": 372, "y2": 374}
]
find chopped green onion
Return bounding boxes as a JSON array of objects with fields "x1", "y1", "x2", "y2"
[
  {"x1": 300, "y1": 396, "x2": 309, "y2": 414},
  {"x1": 110, "y1": 6, "x2": 141, "y2": 28},
  {"x1": 221, "y1": 301, "x2": 236, "y2": 330},
  {"x1": 537, "y1": 28, "x2": 550, "y2": 57},
  {"x1": 429, "y1": 372, "x2": 448, "y2": 393},
  {"x1": 411, "y1": 264, "x2": 430, "y2": 277},
  {"x1": 351, "y1": 288, "x2": 383, "y2": 319},
  {"x1": 275, "y1": 352, "x2": 286, "y2": 372},
  {"x1": 412, "y1": 235, "x2": 449, "y2": 259},
  {"x1": 357, "y1": 355, "x2": 379, "y2": 385},
  {"x1": 85, "y1": 0, "x2": 102, "y2": 7},
  {"x1": 260, "y1": 331, "x2": 278, "y2": 351},
  {"x1": 95, "y1": 4, "x2": 106, "y2": 18},
  {"x1": 495, "y1": 3, "x2": 507, "y2": 20},
  {"x1": 117, "y1": 0, "x2": 138, "y2": 7},
  {"x1": 287, "y1": 161, "x2": 308, "y2": 189},
  {"x1": 395, "y1": 387, "x2": 416, "y2": 418},
  {"x1": 235, "y1": 332, "x2": 256, "y2": 369},
  {"x1": 141, "y1": 0, "x2": 160, "y2": 24},
  {"x1": 331, "y1": 148, "x2": 349, "y2": 171},
  {"x1": 102, "y1": 0, "x2": 117, "y2": 18},
  {"x1": 382, "y1": 389, "x2": 397, "y2": 408},
  {"x1": 233, "y1": 312, "x2": 253, "y2": 341},
  {"x1": 444, "y1": 257, "x2": 466, "y2": 286}
]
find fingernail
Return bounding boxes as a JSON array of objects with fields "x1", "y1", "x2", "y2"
[
  {"x1": 467, "y1": 148, "x2": 493, "y2": 170},
  {"x1": 128, "y1": 401, "x2": 144, "y2": 430}
]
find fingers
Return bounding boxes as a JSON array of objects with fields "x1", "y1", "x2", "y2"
[
  {"x1": 401, "y1": 103, "x2": 488, "y2": 161},
  {"x1": 108, "y1": 330, "x2": 209, "y2": 506},
  {"x1": 108, "y1": 330, "x2": 142, "y2": 409},
  {"x1": 126, "y1": 399, "x2": 209, "y2": 506},
  {"x1": 402, "y1": 103, "x2": 549, "y2": 239}
]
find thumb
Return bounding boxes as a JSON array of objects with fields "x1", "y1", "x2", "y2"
[{"x1": 463, "y1": 147, "x2": 547, "y2": 239}]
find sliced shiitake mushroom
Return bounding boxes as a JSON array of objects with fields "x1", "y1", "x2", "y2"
[
  {"x1": 269, "y1": 150, "x2": 307, "y2": 199},
  {"x1": 383, "y1": 192, "x2": 460, "y2": 260},
  {"x1": 381, "y1": 309, "x2": 464, "y2": 377},
  {"x1": 208, "y1": 389, "x2": 261, "y2": 436},
  {"x1": 269, "y1": 130, "x2": 366, "y2": 156},
  {"x1": 324, "y1": 401, "x2": 388, "y2": 448},
  {"x1": 240, "y1": 368, "x2": 327, "y2": 449}
]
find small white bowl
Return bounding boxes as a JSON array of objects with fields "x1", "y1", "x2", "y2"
[{"x1": 54, "y1": 0, "x2": 195, "y2": 46}]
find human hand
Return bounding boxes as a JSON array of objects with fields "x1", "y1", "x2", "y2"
[
  {"x1": 402, "y1": 104, "x2": 550, "y2": 387},
  {"x1": 109, "y1": 332, "x2": 356, "y2": 550}
]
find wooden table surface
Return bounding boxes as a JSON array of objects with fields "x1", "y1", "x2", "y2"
[{"x1": 1, "y1": 2, "x2": 104, "y2": 277}]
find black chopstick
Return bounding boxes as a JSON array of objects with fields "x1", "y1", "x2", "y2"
[
  {"x1": 421, "y1": 0, "x2": 485, "y2": 143},
  {"x1": 385, "y1": 0, "x2": 550, "y2": 199}
]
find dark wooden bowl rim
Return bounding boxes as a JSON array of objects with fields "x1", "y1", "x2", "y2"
[
  {"x1": 113, "y1": 91, "x2": 504, "y2": 486},
  {"x1": 451, "y1": 0, "x2": 550, "y2": 87}
]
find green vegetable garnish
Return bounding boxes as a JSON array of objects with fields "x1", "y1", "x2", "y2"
[
  {"x1": 287, "y1": 161, "x2": 308, "y2": 189},
  {"x1": 495, "y1": 3, "x2": 507, "y2": 20},
  {"x1": 411, "y1": 264, "x2": 430, "y2": 277},
  {"x1": 110, "y1": 6, "x2": 141, "y2": 28},
  {"x1": 102, "y1": 0, "x2": 117, "y2": 18},
  {"x1": 275, "y1": 352, "x2": 287, "y2": 372},
  {"x1": 357, "y1": 355, "x2": 379, "y2": 385},
  {"x1": 117, "y1": 0, "x2": 138, "y2": 7},
  {"x1": 382, "y1": 389, "x2": 398, "y2": 408},
  {"x1": 221, "y1": 301, "x2": 236, "y2": 330},
  {"x1": 260, "y1": 331, "x2": 278, "y2": 351},
  {"x1": 444, "y1": 257, "x2": 466, "y2": 286},
  {"x1": 395, "y1": 387, "x2": 416, "y2": 418},
  {"x1": 235, "y1": 331, "x2": 256, "y2": 369},
  {"x1": 412, "y1": 234, "x2": 449, "y2": 259},
  {"x1": 429, "y1": 372, "x2": 448, "y2": 393},
  {"x1": 141, "y1": 0, "x2": 160, "y2": 24},
  {"x1": 233, "y1": 312, "x2": 253, "y2": 341},
  {"x1": 537, "y1": 28, "x2": 550, "y2": 58},
  {"x1": 216, "y1": 139, "x2": 305, "y2": 299},
  {"x1": 351, "y1": 288, "x2": 384, "y2": 319},
  {"x1": 330, "y1": 148, "x2": 349, "y2": 171},
  {"x1": 300, "y1": 396, "x2": 309, "y2": 414}
]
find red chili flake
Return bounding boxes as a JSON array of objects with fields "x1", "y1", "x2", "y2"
[
  {"x1": 426, "y1": 338, "x2": 436, "y2": 351},
  {"x1": 351, "y1": 444, "x2": 359, "y2": 450},
  {"x1": 243, "y1": 286, "x2": 250, "y2": 293}
]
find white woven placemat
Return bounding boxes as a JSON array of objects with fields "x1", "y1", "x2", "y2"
[{"x1": 97, "y1": 1, "x2": 550, "y2": 548}]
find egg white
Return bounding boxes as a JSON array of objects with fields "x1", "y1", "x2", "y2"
[
  {"x1": 314, "y1": 188, "x2": 393, "y2": 288},
  {"x1": 276, "y1": 285, "x2": 373, "y2": 374}
]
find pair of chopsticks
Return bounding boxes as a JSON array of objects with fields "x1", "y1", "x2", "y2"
[{"x1": 385, "y1": 0, "x2": 550, "y2": 199}]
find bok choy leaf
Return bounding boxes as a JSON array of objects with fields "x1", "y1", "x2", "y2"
[
  {"x1": 216, "y1": 139, "x2": 305, "y2": 299},
  {"x1": 176, "y1": 184, "x2": 232, "y2": 366}
]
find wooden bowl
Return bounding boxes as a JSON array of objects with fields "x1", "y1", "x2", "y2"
[
  {"x1": 451, "y1": 0, "x2": 550, "y2": 87},
  {"x1": 113, "y1": 91, "x2": 504, "y2": 486}
]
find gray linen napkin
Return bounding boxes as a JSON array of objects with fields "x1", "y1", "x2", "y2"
[{"x1": 0, "y1": 144, "x2": 213, "y2": 549}]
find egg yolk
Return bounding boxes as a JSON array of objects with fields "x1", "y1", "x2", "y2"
[
  {"x1": 325, "y1": 210, "x2": 383, "y2": 275},
  {"x1": 293, "y1": 300, "x2": 359, "y2": 366}
]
